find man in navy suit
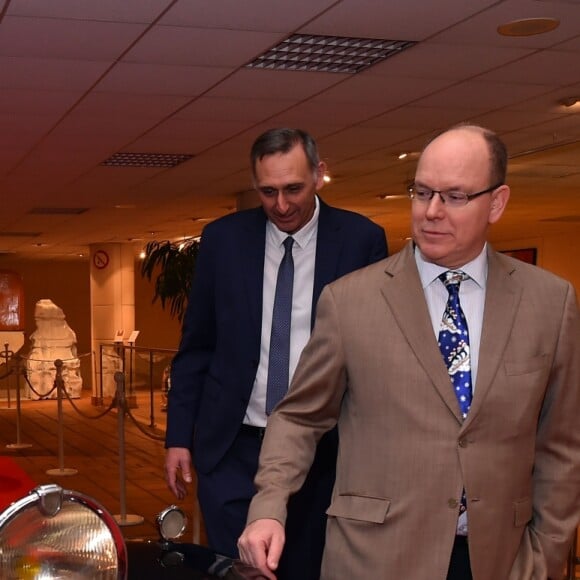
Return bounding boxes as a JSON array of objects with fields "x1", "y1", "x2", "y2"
[{"x1": 165, "y1": 128, "x2": 388, "y2": 579}]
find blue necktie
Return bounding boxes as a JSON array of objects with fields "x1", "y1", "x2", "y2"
[
  {"x1": 438, "y1": 270, "x2": 472, "y2": 521},
  {"x1": 438, "y1": 271, "x2": 472, "y2": 420},
  {"x1": 266, "y1": 237, "x2": 294, "y2": 415}
]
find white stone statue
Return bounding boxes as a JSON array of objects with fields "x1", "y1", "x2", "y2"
[{"x1": 26, "y1": 299, "x2": 82, "y2": 399}]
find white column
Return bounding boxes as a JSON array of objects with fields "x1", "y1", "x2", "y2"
[{"x1": 89, "y1": 243, "x2": 135, "y2": 402}]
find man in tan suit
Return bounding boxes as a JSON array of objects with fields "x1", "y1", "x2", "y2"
[{"x1": 237, "y1": 124, "x2": 580, "y2": 579}]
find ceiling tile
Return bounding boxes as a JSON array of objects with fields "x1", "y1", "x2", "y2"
[
  {"x1": 431, "y1": 0, "x2": 580, "y2": 48},
  {"x1": 206, "y1": 68, "x2": 348, "y2": 99},
  {"x1": 301, "y1": 0, "x2": 500, "y2": 40},
  {"x1": 0, "y1": 56, "x2": 110, "y2": 90},
  {"x1": 477, "y1": 50, "x2": 580, "y2": 86},
  {"x1": 160, "y1": 0, "x2": 337, "y2": 31},
  {"x1": 6, "y1": 0, "x2": 171, "y2": 22},
  {"x1": 96, "y1": 62, "x2": 232, "y2": 95},
  {"x1": 123, "y1": 26, "x2": 284, "y2": 67},
  {"x1": 0, "y1": 16, "x2": 147, "y2": 60}
]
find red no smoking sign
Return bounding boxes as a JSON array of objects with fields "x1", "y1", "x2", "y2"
[{"x1": 93, "y1": 250, "x2": 109, "y2": 270}]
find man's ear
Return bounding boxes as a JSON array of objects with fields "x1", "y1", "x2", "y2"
[{"x1": 489, "y1": 184, "x2": 510, "y2": 224}]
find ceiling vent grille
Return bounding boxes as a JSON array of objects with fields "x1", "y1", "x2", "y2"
[
  {"x1": 101, "y1": 152, "x2": 194, "y2": 168},
  {"x1": 246, "y1": 34, "x2": 416, "y2": 74},
  {"x1": 29, "y1": 207, "x2": 88, "y2": 215}
]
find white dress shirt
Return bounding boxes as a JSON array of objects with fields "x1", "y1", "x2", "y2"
[{"x1": 244, "y1": 197, "x2": 319, "y2": 427}]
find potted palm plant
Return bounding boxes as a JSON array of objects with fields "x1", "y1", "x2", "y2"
[{"x1": 140, "y1": 238, "x2": 200, "y2": 322}]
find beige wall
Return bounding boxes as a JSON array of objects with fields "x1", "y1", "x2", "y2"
[
  {"x1": 0, "y1": 257, "x2": 182, "y2": 391},
  {"x1": 0, "y1": 230, "x2": 578, "y2": 391},
  {"x1": 494, "y1": 231, "x2": 580, "y2": 298}
]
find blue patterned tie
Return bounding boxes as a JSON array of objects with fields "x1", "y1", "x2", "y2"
[
  {"x1": 438, "y1": 270, "x2": 472, "y2": 521},
  {"x1": 438, "y1": 271, "x2": 472, "y2": 420},
  {"x1": 266, "y1": 237, "x2": 294, "y2": 415}
]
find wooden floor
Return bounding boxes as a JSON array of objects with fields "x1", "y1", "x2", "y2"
[
  {"x1": 1, "y1": 388, "x2": 579, "y2": 578},
  {"x1": 0, "y1": 387, "x2": 205, "y2": 543}
]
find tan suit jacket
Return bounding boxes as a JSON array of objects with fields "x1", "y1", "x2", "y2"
[{"x1": 248, "y1": 243, "x2": 580, "y2": 580}]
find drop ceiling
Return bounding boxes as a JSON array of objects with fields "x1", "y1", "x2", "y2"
[{"x1": 1, "y1": 0, "x2": 579, "y2": 259}]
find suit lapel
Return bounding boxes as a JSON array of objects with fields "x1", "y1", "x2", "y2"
[
  {"x1": 313, "y1": 200, "x2": 343, "y2": 324},
  {"x1": 466, "y1": 248, "x2": 522, "y2": 422},
  {"x1": 241, "y1": 208, "x2": 267, "y2": 335},
  {"x1": 381, "y1": 244, "x2": 464, "y2": 422}
]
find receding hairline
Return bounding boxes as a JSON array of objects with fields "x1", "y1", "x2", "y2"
[
  {"x1": 421, "y1": 123, "x2": 508, "y2": 184},
  {"x1": 424, "y1": 123, "x2": 491, "y2": 147}
]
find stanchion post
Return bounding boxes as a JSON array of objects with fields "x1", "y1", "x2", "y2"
[
  {"x1": 99, "y1": 344, "x2": 104, "y2": 403},
  {"x1": 46, "y1": 359, "x2": 78, "y2": 476},
  {"x1": 128, "y1": 342, "x2": 133, "y2": 397},
  {"x1": 148, "y1": 350, "x2": 155, "y2": 428},
  {"x1": 3, "y1": 343, "x2": 12, "y2": 408},
  {"x1": 113, "y1": 370, "x2": 144, "y2": 526},
  {"x1": 6, "y1": 356, "x2": 32, "y2": 450}
]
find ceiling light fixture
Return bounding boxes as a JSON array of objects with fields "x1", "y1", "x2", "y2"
[
  {"x1": 398, "y1": 153, "x2": 408, "y2": 160},
  {"x1": 323, "y1": 174, "x2": 331, "y2": 183},
  {"x1": 559, "y1": 96, "x2": 580, "y2": 108},
  {"x1": 246, "y1": 34, "x2": 416, "y2": 74},
  {"x1": 497, "y1": 17, "x2": 559, "y2": 37},
  {"x1": 378, "y1": 193, "x2": 408, "y2": 200}
]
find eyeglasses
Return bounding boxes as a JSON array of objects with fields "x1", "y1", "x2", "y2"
[{"x1": 407, "y1": 182, "x2": 503, "y2": 207}]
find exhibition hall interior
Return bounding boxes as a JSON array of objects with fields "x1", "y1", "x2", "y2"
[{"x1": 0, "y1": 0, "x2": 579, "y2": 576}]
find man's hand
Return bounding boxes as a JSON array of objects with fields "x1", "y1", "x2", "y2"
[
  {"x1": 165, "y1": 447, "x2": 193, "y2": 500},
  {"x1": 237, "y1": 519, "x2": 285, "y2": 580}
]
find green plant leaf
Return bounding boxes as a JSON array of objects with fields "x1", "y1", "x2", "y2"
[{"x1": 140, "y1": 239, "x2": 199, "y2": 322}]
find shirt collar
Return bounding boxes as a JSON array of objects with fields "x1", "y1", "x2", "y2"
[
  {"x1": 267, "y1": 195, "x2": 320, "y2": 250},
  {"x1": 415, "y1": 243, "x2": 488, "y2": 290}
]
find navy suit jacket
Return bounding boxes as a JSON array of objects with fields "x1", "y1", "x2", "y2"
[{"x1": 166, "y1": 199, "x2": 388, "y2": 474}]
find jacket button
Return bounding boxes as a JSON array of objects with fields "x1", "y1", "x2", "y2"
[
  {"x1": 448, "y1": 498, "x2": 458, "y2": 508},
  {"x1": 458, "y1": 438, "x2": 468, "y2": 448}
]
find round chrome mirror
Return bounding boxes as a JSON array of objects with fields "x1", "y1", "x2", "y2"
[{"x1": 156, "y1": 505, "x2": 187, "y2": 541}]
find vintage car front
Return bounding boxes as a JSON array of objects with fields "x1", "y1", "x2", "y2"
[{"x1": 0, "y1": 484, "x2": 266, "y2": 580}]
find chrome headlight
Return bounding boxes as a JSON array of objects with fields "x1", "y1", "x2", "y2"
[{"x1": 0, "y1": 484, "x2": 127, "y2": 579}]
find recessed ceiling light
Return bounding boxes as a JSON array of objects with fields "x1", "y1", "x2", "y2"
[
  {"x1": 559, "y1": 96, "x2": 580, "y2": 108},
  {"x1": 378, "y1": 193, "x2": 408, "y2": 200},
  {"x1": 246, "y1": 34, "x2": 416, "y2": 74},
  {"x1": 497, "y1": 17, "x2": 559, "y2": 37},
  {"x1": 323, "y1": 174, "x2": 331, "y2": 183},
  {"x1": 398, "y1": 153, "x2": 408, "y2": 160}
]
